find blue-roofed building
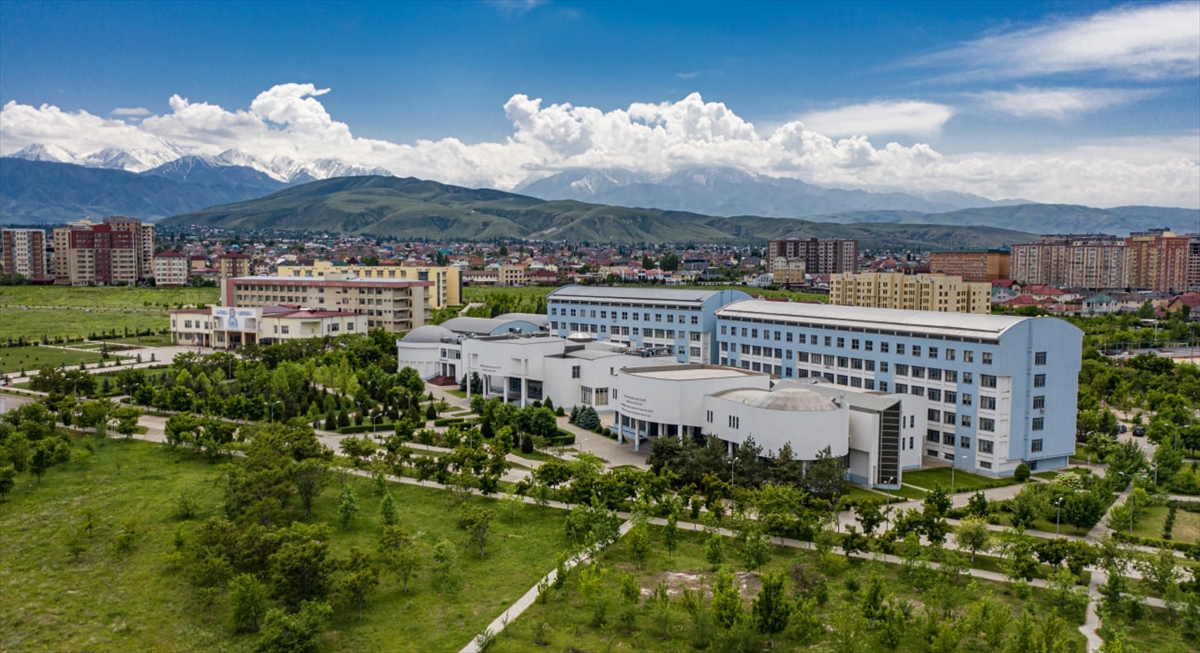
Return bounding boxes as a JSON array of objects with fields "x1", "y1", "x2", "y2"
[
  {"x1": 546, "y1": 285, "x2": 752, "y2": 364},
  {"x1": 714, "y1": 300, "x2": 1082, "y2": 477}
]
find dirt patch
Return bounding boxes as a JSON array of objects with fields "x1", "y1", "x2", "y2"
[{"x1": 641, "y1": 570, "x2": 762, "y2": 604}]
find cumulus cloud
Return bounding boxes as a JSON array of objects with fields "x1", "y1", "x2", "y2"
[
  {"x1": 973, "y1": 86, "x2": 1159, "y2": 119},
  {"x1": 0, "y1": 85, "x2": 1197, "y2": 207},
  {"x1": 914, "y1": 1, "x2": 1200, "y2": 81},
  {"x1": 796, "y1": 101, "x2": 955, "y2": 138}
]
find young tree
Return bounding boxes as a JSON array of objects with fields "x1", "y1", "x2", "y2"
[
  {"x1": 626, "y1": 520, "x2": 652, "y2": 569},
  {"x1": 378, "y1": 526, "x2": 421, "y2": 595},
  {"x1": 956, "y1": 516, "x2": 992, "y2": 563},
  {"x1": 711, "y1": 568, "x2": 743, "y2": 630},
  {"x1": 228, "y1": 573, "x2": 269, "y2": 633},
  {"x1": 664, "y1": 510, "x2": 680, "y2": 558},
  {"x1": 255, "y1": 600, "x2": 332, "y2": 653},
  {"x1": 464, "y1": 507, "x2": 495, "y2": 558},
  {"x1": 292, "y1": 459, "x2": 329, "y2": 518},
  {"x1": 752, "y1": 570, "x2": 792, "y2": 648},
  {"x1": 0, "y1": 465, "x2": 15, "y2": 502},
  {"x1": 378, "y1": 491, "x2": 398, "y2": 526},
  {"x1": 704, "y1": 531, "x2": 726, "y2": 569},
  {"x1": 113, "y1": 405, "x2": 142, "y2": 439},
  {"x1": 268, "y1": 522, "x2": 335, "y2": 609},
  {"x1": 336, "y1": 547, "x2": 380, "y2": 621},
  {"x1": 337, "y1": 485, "x2": 359, "y2": 529},
  {"x1": 432, "y1": 539, "x2": 462, "y2": 594}
]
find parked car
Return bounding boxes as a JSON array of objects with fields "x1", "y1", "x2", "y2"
[
  {"x1": 1132, "y1": 426, "x2": 1146, "y2": 437},
  {"x1": 1118, "y1": 424, "x2": 1128, "y2": 434}
]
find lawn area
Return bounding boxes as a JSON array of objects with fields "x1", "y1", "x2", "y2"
[
  {"x1": 1127, "y1": 504, "x2": 1200, "y2": 544},
  {"x1": 843, "y1": 484, "x2": 895, "y2": 504},
  {"x1": 1, "y1": 307, "x2": 171, "y2": 342},
  {"x1": 0, "y1": 437, "x2": 570, "y2": 653},
  {"x1": 902, "y1": 467, "x2": 1021, "y2": 494},
  {"x1": 0, "y1": 345, "x2": 111, "y2": 373},
  {"x1": 882, "y1": 485, "x2": 928, "y2": 501},
  {"x1": 0, "y1": 285, "x2": 219, "y2": 310},
  {"x1": 107, "y1": 334, "x2": 175, "y2": 347},
  {"x1": 491, "y1": 525, "x2": 1090, "y2": 653}
]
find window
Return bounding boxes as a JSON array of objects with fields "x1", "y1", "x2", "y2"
[
  {"x1": 980, "y1": 375, "x2": 997, "y2": 388},
  {"x1": 928, "y1": 408, "x2": 941, "y2": 422},
  {"x1": 929, "y1": 347, "x2": 938, "y2": 359},
  {"x1": 837, "y1": 356, "x2": 849, "y2": 368},
  {"x1": 961, "y1": 414, "x2": 972, "y2": 427},
  {"x1": 911, "y1": 386, "x2": 924, "y2": 397},
  {"x1": 897, "y1": 344, "x2": 905, "y2": 355},
  {"x1": 851, "y1": 339, "x2": 860, "y2": 350},
  {"x1": 980, "y1": 395, "x2": 996, "y2": 410},
  {"x1": 281, "y1": 325, "x2": 289, "y2": 334},
  {"x1": 706, "y1": 410, "x2": 713, "y2": 423},
  {"x1": 837, "y1": 375, "x2": 848, "y2": 385},
  {"x1": 880, "y1": 361, "x2": 889, "y2": 373},
  {"x1": 896, "y1": 383, "x2": 908, "y2": 394},
  {"x1": 851, "y1": 377, "x2": 862, "y2": 388},
  {"x1": 571, "y1": 365, "x2": 581, "y2": 379},
  {"x1": 963, "y1": 372, "x2": 973, "y2": 384},
  {"x1": 911, "y1": 366, "x2": 925, "y2": 379},
  {"x1": 980, "y1": 418, "x2": 995, "y2": 432},
  {"x1": 865, "y1": 341, "x2": 873, "y2": 351},
  {"x1": 945, "y1": 349, "x2": 955, "y2": 361},
  {"x1": 963, "y1": 350, "x2": 974, "y2": 363},
  {"x1": 927, "y1": 430, "x2": 940, "y2": 442},
  {"x1": 945, "y1": 391, "x2": 957, "y2": 404},
  {"x1": 810, "y1": 335, "x2": 817, "y2": 345},
  {"x1": 896, "y1": 364, "x2": 909, "y2": 376},
  {"x1": 798, "y1": 351, "x2": 809, "y2": 362},
  {"x1": 837, "y1": 337, "x2": 845, "y2": 348},
  {"x1": 729, "y1": 415, "x2": 740, "y2": 429},
  {"x1": 1035, "y1": 351, "x2": 1047, "y2": 365},
  {"x1": 944, "y1": 412, "x2": 956, "y2": 425},
  {"x1": 945, "y1": 370, "x2": 957, "y2": 383},
  {"x1": 879, "y1": 381, "x2": 888, "y2": 392},
  {"x1": 786, "y1": 332, "x2": 793, "y2": 342},
  {"x1": 928, "y1": 388, "x2": 941, "y2": 402},
  {"x1": 978, "y1": 439, "x2": 994, "y2": 454},
  {"x1": 691, "y1": 316, "x2": 698, "y2": 325},
  {"x1": 982, "y1": 352, "x2": 993, "y2": 365},
  {"x1": 720, "y1": 325, "x2": 727, "y2": 335},
  {"x1": 1032, "y1": 417, "x2": 1044, "y2": 431},
  {"x1": 1033, "y1": 395, "x2": 1045, "y2": 410},
  {"x1": 751, "y1": 328, "x2": 758, "y2": 338},
  {"x1": 865, "y1": 379, "x2": 876, "y2": 390},
  {"x1": 912, "y1": 345, "x2": 922, "y2": 357},
  {"x1": 980, "y1": 461, "x2": 992, "y2": 469},
  {"x1": 880, "y1": 342, "x2": 889, "y2": 353},
  {"x1": 928, "y1": 449, "x2": 940, "y2": 457},
  {"x1": 865, "y1": 360, "x2": 875, "y2": 371},
  {"x1": 928, "y1": 368, "x2": 941, "y2": 381},
  {"x1": 943, "y1": 433, "x2": 955, "y2": 445},
  {"x1": 1032, "y1": 438, "x2": 1044, "y2": 452},
  {"x1": 851, "y1": 358, "x2": 863, "y2": 370},
  {"x1": 962, "y1": 393, "x2": 972, "y2": 406},
  {"x1": 1034, "y1": 374, "x2": 1046, "y2": 388},
  {"x1": 960, "y1": 436, "x2": 971, "y2": 449},
  {"x1": 824, "y1": 336, "x2": 832, "y2": 347}
]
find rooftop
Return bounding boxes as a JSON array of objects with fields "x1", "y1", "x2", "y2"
[
  {"x1": 776, "y1": 378, "x2": 902, "y2": 412},
  {"x1": 548, "y1": 284, "x2": 741, "y2": 304},
  {"x1": 717, "y1": 299, "x2": 1045, "y2": 341},
  {"x1": 621, "y1": 364, "x2": 766, "y2": 381},
  {"x1": 231, "y1": 275, "x2": 432, "y2": 287}
]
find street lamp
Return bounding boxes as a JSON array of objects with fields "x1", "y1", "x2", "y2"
[
  {"x1": 1054, "y1": 497, "x2": 1064, "y2": 536},
  {"x1": 730, "y1": 456, "x2": 738, "y2": 486}
]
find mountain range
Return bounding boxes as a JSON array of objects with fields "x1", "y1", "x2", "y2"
[{"x1": 159, "y1": 175, "x2": 1035, "y2": 250}]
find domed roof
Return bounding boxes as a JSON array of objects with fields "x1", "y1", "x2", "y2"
[
  {"x1": 746, "y1": 388, "x2": 839, "y2": 411},
  {"x1": 401, "y1": 324, "x2": 456, "y2": 344},
  {"x1": 567, "y1": 332, "x2": 596, "y2": 342}
]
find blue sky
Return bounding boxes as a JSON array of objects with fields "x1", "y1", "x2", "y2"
[{"x1": 1, "y1": 1, "x2": 1197, "y2": 206}]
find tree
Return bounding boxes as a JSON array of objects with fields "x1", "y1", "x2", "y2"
[
  {"x1": 269, "y1": 522, "x2": 335, "y2": 608},
  {"x1": 378, "y1": 526, "x2": 421, "y2": 594},
  {"x1": 113, "y1": 406, "x2": 142, "y2": 439},
  {"x1": 29, "y1": 443, "x2": 52, "y2": 484},
  {"x1": 432, "y1": 539, "x2": 462, "y2": 594},
  {"x1": 293, "y1": 459, "x2": 330, "y2": 518},
  {"x1": 0, "y1": 465, "x2": 15, "y2": 502},
  {"x1": 464, "y1": 507, "x2": 495, "y2": 558},
  {"x1": 255, "y1": 600, "x2": 331, "y2": 653},
  {"x1": 229, "y1": 573, "x2": 269, "y2": 633},
  {"x1": 1014, "y1": 463, "x2": 1031, "y2": 482},
  {"x1": 664, "y1": 510, "x2": 680, "y2": 558},
  {"x1": 336, "y1": 547, "x2": 380, "y2": 621},
  {"x1": 627, "y1": 520, "x2": 652, "y2": 569},
  {"x1": 967, "y1": 491, "x2": 989, "y2": 518},
  {"x1": 337, "y1": 485, "x2": 359, "y2": 529},
  {"x1": 741, "y1": 526, "x2": 772, "y2": 571},
  {"x1": 956, "y1": 516, "x2": 992, "y2": 563},
  {"x1": 711, "y1": 568, "x2": 743, "y2": 630},
  {"x1": 752, "y1": 570, "x2": 791, "y2": 647},
  {"x1": 704, "y1": 531, "x2": 725, "y2": 569},
  {"x1": 378, "y1": 491, "x2": 398, "y2": 526},
  {"x1": 807, "y1": 446, "x2": 846, "y2": 502}
]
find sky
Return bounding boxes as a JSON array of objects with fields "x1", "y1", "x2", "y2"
[{"x1": 0, "y1": 0, "x2": 1198, "y2": 207}]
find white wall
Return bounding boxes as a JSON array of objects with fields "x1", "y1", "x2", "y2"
[{"x1": 706, "y1": 395, "x2": 849, "y2": 459}]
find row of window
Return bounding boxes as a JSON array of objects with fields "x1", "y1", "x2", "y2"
[{"x1": 551, "y1": 306, "x2": 700, "y2": 325}]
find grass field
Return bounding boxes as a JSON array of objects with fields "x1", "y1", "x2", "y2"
[
  {"x1": 0, "y1": 285, "x2": 219, "y2": 310},
  {"x1": 1, "y1": 308, "x2": 172, "y2": 343},
  {"x1": 0, "y1": 437, "x2": 570, "y2": 653},
  {"x1": 491, "y1": 525, "x2": 1090, "y2": 653},
  {"x1": 1129, "y1": 505, "x2": 1200, "y2": 543},
  {"x1": 902, "y1": 467, "x2": 1022, "y2": 494},
  {"x1": 0, "y1": 345, "x2": 115, "y2": 373}
]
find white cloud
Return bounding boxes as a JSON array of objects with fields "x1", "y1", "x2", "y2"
[
  {"x1": 1, "y1": 85, "x2": 1197, "y2": 207},
  {"x1": 973, "y1": 86, "x2": 1158, "y2": 119},
  {"x1": 796, "y1": 101, "x2": 955, "y2": 138},
  {"x1": 915, "y1": 1, "x2": 1200, "y2": 80},
  {"x1": 111, "y1": 107, "x2": 151, "y2": 117}
]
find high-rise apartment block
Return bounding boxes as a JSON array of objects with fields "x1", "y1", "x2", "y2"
[
  {"x1": 1011, "y1": 234, "x2": 1129, "y2": 289},
  {"x1": 1125, "y1": 229, "x2": 1190, "y2": 293},
  {"x1": 928, "y1": 250, "x2": 1010, "y2": 282},
  {"x1": 50, "y1": 217, "x2": 154, "y2": 285},
  {"x1": 766, "y1": 238, "x2": 857, "y2": 275},
  {"x1": 829, "y1": 272, "x2": 992, "y2": 314},
  {"x1": 1, "y1": 228, "x2": 47, "y2": 279}
]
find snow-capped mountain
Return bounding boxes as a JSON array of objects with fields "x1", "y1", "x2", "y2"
[
  {"x1": 143, "y1": 155, "x2": 286, "y2": 190},
  {"x1": 4, "y1": 143, "x2": 393, "y2": 185}
]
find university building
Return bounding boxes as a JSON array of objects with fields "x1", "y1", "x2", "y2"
[
  {"x1": 170, "y1": 306, "x2": 369, "y2": 349},
  {"x1": 275, "y1": 260, "x2": 462, "y2": 309},
  {"x1": 225, "y1": 275, "x2": 432, "y2": 333}
]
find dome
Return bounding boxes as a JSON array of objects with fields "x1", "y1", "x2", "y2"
[
  {"x1": 401, "y1": 325, "x2": 456, "y2": 344},
  {"x1": 746, "y1": 388, "x2": 839, "y2": 412},
  {"x1": 567, "y1": 332, "x2": 596, "y2": 342}
]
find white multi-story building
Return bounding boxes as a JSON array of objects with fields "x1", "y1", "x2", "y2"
[
  {"x1": 170, "y1": 305, "x2": 369, "y2": 349},
  {"x1": 152, "y1": 250, "x2": 189, "y2": 286}
]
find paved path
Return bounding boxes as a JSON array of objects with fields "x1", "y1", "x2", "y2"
[{"x1": 1078, "y1": 570, "x2": 1105, "y2": 652}]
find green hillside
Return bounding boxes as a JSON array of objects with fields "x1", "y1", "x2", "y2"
[{"x1": 162, "y1": 175, "x2": 1035, "y2": 249}]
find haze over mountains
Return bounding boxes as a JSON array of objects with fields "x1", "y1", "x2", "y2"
[{"x1": 1, "y1": 145, "x2": 1197, "y2": 239}]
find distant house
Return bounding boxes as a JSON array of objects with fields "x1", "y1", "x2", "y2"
[
  {"x1": 1020, "y1": 285, "x2": 1065, "y2": 301},
  {"x1": 1002, "y1": 295, "x2": 1046, "y2": 309},
  {"x1": 991, "y1": 286, "x2": 1020, "y2": 304},
  {"x1": 1166, "y1": 292, "x2": 1200, "y2": 319},
  {"x1": 1080, "y1": 293, "x2": 1120, "y2": 316}
]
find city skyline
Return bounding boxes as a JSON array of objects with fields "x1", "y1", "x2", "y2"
[{"x1": 1, "y1": 1, "x2": 1197, "y2": 207}]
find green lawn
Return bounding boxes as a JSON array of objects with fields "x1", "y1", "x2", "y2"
[
  {"x1": 1126, "y1": 504, "x2": 1199, "y2": 544},
  {"x1": 1, "y1": 308, "x2": 172, "y2": 342},
  {"x1": 902, "y1": 467, "x2": 1021, "y2": 494},
  {"x1": 0, "y1": 285, "x2": 219, "y2": 310},
  {"x1": 0, "y1": 344, "x2": 129, "y2": 373},
  {"x1": 0, "y1": 437, "x2": 570, "y2": 653},
  {"x1": 491, "y1": 525, "x2": 1089, "y2": 653},
  {"x1": 107, "y1": 334, "x2": 175, "y2": 347}
]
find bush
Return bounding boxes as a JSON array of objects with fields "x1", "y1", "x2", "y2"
[
  {"x1": 1014, "y1": 463, "x2": 1031, "y2": 482},
  {"x1": 433, "y1": 417, "x2": 466, "y2": 427}
]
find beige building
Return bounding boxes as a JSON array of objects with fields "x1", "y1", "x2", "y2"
[
  {"x1": 170, "y1": 305, "x2": 370, "y2": 349},
  {"x1": 275, "y1": 260, "x2": 462, "y2": 309},
  {"x1": 498, "y1": 265, "x2": 526, "y2": 286},
  {"x1": 152, "y1": 250, "x2": 189, "y2": 286},
  {"x1": 224, "y1": 274, "x2": 432, "y2": 333},
  {"x1": 829, "y1": 272, "x2": 991, "y2": 314},
  {"x1": 2, "y1": 228, "x2": 47, "y2": 279},
  {"x1": 767, "y1": 238, "x2": 857, "y2": 275},
  {"x1": 928, "y1": 250, "x2": 1010, "y2": 282},
  {"x1": 104, "y1": 216, "x2": 155, "y2": 279},
  {"x1": 1125, "y1": 229, "x2": 1189, "y2": 292},
  {"x1": 50, "y1": 218, "x2": 144, "y2": 286},
  {"x1": 770, "y1": 257, "x2": 807, "y2": 286},
  {"x1": 1011, "y1": 235, "x2": 1128, "y2": 289}
]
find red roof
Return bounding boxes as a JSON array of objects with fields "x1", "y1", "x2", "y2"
[
  {"x1": 1021, "y1": 285, "x2": 1064, "y2": 296},
  {"x1": 1003, "y1": 295, "x2": 1045, "y2": 306}
]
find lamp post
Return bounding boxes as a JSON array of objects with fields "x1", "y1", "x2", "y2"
[
  {"x1": 1054, "y1": 497, "x2": 1064, "y2": 536},
  {"x1": 372, "y1": 412, "x2": 383, "y2": 436},
  {"x1": 730, "y1": 457, "x2": 738, "y2": 487}
]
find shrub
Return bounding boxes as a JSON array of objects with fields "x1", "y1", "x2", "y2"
[{"x1": 1013, "y1": 463, "x2": 1031, "y2": 483}]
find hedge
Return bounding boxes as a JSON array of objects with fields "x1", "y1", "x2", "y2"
[
  {"x1": 336, "y1": 424, "x2": 392, "y2": 435},
  {"x1": 1111, "y1": 531, "x2": 1196, "y2": 553}
]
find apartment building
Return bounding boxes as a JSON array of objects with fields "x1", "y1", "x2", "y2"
[
  {"x1": 829, "y1": 272, "x2": 991, "y2": 314},
  {"x1": 217, "y1": 253, "x2": 253, "y2": 304},
  {"x1": 152, "y1": 250, "x2": 189, "y2": 287},
  {"x1": 769, "y1": 257, "x2": 807, "y2": 286},
  {"x1": 50, "y1": 217, "x2": 153, "y2": 285},
  {"x1": 1, "y1": 228, "x2": 47, "y2": 279},
  {"x1": 1125, "y1": 229, "x2": 1190, "y2": 293},
  {"x1": 225, "y1": 275, "x2": 432, "y2": 333},
  {"x1": 1011, "y1": 234, "x2": 1129, "y2": 289},
  {"x1": 275, "y1": 260, "x2": 462, "y2": 309},
  {"x1": 928, "y1": 250, "x2": 1010, "y2": 282},
  {"x1": 104, "y1": 216, "x2": 155, "y2": 279},
  {"x1": 766, "y1": 238, "x2": 857, "y2": 275},
  {"x1": 715, "y1": 300, "x2": 1082, "y2": 476}
]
